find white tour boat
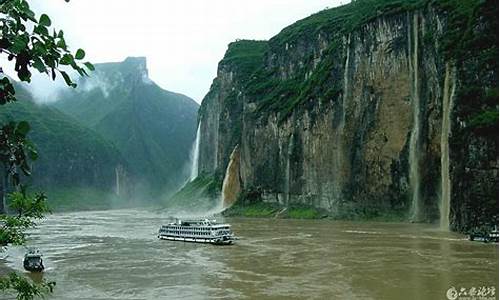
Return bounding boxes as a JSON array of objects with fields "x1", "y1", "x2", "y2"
[{"x1": 158, "y1": 218, "x2": 235, "y2": 245}]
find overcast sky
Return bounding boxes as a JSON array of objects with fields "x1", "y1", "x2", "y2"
[{"x1": 28, "y1": 0, "x2": 346, "y2": 103}]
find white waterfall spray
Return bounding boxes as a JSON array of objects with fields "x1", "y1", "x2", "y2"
[
  {"x1": 409, "y1": 13, "x2": 421, "y2": 221},
  {"x1": 115, "y1": 166, "x2": 120, "y2": 196},
  {"x1": 440, "y1": 63, "x2": 456, "y2": 230},
  {"x1": 189, "y1": 122, "x2": 201, "y2": 182}
]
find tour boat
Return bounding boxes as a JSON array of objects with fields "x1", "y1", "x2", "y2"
[
  {"x1": 158, "y1": 218, "x2": 235, "y2": 245},
  {"x1": 23, "y1": 249, "x2": 44, "y2": 272}
]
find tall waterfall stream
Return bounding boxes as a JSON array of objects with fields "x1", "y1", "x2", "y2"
[
  {"x1": 189, "y1": 123, "x2": 201, "y2": 182},
  {"x1": 409, "y1": 13, "x2": 422, "y2": 221},
  {"x1": 440, "y1": 63, "x2": 456, "y2": 230}
]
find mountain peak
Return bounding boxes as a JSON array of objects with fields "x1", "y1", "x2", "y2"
[
  {"x1": 122, "y1": 56, "x2": 147, "y2": 73},
  {"x1": 84, "y1": 56, "x2": 151, "y2": 90},
  {"x1": 124, "y1": 56, "x2": 147, "y2": 63},
  {"x1": 95, "y1": 56, "x2": 147, "y2": 70}
]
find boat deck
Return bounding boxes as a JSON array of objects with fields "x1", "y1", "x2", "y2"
[{"x1": 158, "y1": 219, "x2": 235, "y2": 245}]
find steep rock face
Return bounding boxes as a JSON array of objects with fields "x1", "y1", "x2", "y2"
[
  {"x1": 199, "y1": 41, "x2": 267, "y2": 179},
  {"x1": 199, "y1": 0, "x2": 498, "y2": 232},
  {"x1": 55, "y1": 57, "x2": 199, "y2": 198}
]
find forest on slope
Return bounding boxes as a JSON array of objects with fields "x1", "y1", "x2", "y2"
[{"x1": 0, "y1": 57, "x2": 199, "y2": 210}]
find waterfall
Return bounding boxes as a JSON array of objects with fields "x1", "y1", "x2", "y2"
[
  {"x1": 409, "y1": 13, "x2": 421, "y2": 222},
  {"x1": 440, "y1": 63, "x2": 456, "y2": 230},
  {"x1": 285, "y1": 135, "x2": 293, "y2": 205},
  {"x1": 221, "y1": 145, "x2": 241, "y2": 209},
  {"x1": 115, "y1": 166, "x2": 120, "y2": 196},
  {"x1": 189, "y1": 123, "x2": 201, "y2": 182},
  {"x1": 333, "y1": 34, "x2": 351, "y2": 205}
]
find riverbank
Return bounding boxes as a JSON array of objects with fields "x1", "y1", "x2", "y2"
[
  {"x1": 44, "y1": 188, "x2": 153, "y2": 213},
  {"x1": 222, "y1": 201, "x2": 409, "y2": 222},
  {"x1": 222, "y1": 202, "x2": 323, "y2": 219}
]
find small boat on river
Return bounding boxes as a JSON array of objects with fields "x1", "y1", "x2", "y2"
[
  {"x1": 469, "y1": 225, "x2": 499, "y2": 243},
  {"x1": 23, "y1": 249, "x2": 44, "y2": 272},
  {"x1": 158, "y1": 218, "x2": 235, "y2": 245}
]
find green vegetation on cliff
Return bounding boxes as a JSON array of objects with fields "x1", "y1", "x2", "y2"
[
  {"x1": 220, "y1": 40, "x2": 268, "y2": 82},
  {"x1": 1, "y1": 58, "x2": 201, "y2": 209},
  {"x1": 444, "y1": 0, "x2": 498, "y2": 135},
  {"x1": 0, "y1": 86, "x2": 126, "y2": 204},
  {"x1": 165, "y1": 175, "x2": 221, "y2": 213},
  {"x1": 238, "y1": 0, "x2": 498, "y2": 123},
  {"x1": 55, "y1": 57, "x2": 199, "y2": 198},
  {"x1": 223, "y1": 202, "x2": 279, "y2": 218},
  {"x1": 200, "y1": 0, "x2": 497, "y2": 232},
  {"x1": 223, "y1": 200, "x2": 408, "y2": 221},
  {"x1": 271, "y1": 0, "x2": 423, "y2": 47}
]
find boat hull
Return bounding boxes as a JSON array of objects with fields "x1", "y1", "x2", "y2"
[
  {"x1": 469, "y1": 234, "x2": 499, "y2": 243},
  {"x1": 158, "y1": 235, "x2": 233, "y2": 245}
]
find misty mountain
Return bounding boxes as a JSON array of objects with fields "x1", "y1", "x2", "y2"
[
  {"x1": 0, "y1": 82, "x2": 129, "y2": 210},
  {"x1": 54, "y1": 57, "x2": 199, "y2": 199}
]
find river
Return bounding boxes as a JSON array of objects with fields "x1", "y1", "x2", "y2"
[{"x1": 0, "y1": 209, "x2": 497, "y2": 299}]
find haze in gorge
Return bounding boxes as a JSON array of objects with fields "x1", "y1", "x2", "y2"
[{"x1": 0, "y1": 0, "x2": 497, "y2": 299}]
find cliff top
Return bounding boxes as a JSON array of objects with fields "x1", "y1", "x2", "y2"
[
  {"x1": 271, "y1": 0, "x2": 425, "y2": 47},
  {"x1": 218, "y1": 40, "x2": 268, "y2": 82}
]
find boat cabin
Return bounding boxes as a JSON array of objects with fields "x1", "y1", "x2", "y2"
[{"x1": 158, "y1": 218, "x2": 235, "y2": 245}]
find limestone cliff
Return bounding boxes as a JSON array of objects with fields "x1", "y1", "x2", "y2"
[{"x1": 198, "y1": 0, "x2": 498, "y2": 232}]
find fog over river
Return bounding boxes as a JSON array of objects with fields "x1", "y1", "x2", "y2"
[{"x1": 0, "y1": 209, "x2": 497, "y2": 299}]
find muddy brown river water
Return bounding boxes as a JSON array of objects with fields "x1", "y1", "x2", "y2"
[{"x1": 0, "y1": 209, "x2": 497, "y2": 299}]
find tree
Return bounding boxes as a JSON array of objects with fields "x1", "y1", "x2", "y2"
[
  {"x1": 0, "y1": 0, "x2": 93, "y2": 298},
  {"x1": 0, "y1": 191, "x2": 54, "y2": 300}
]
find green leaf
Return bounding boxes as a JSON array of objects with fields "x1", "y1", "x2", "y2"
[
  {"x1": 76, "y1": 67, "x2": 84, "y2": 76},
  {"x1": 16, "y1": 121, "x2": 30, "y2": 136},
  {"x1": 20, "y1": 1, "x2": 37, "y2": 21},
  {"x1": 84, "y1": 62, "x2": 95, "y2": 71},
  {"x1": 34, "y1": 25, "x2": 49, "y2": 36},
  {"x1": 75, "y1": 49, "x2": 85, "y2": 60},
  {"x1": 39, "y1": 14, "x2": 51, "y2": 27},
  {"x1": 75, "y1": 66, "x2": 88, "y2": 77},
  {"x1": 25, "y1": 9, "x2": 37, "y2": 23},
  {"x1": 32, "y1": 57, "x2": 47, "y2": 73},
  {"x1": 60, "y1": 71, "x2": 76, "y2": 88},
  {"x1": 10, "y1": 35, "x2": 28, "y2": 54},
  {"x1": 17, "y1": 67, "x2": 32, "y2": 82},
  {"x1": 60, "y1": 70, "x2": 71, "y2": 85},
  {"x1": 56, "y1": 38, "x2": 67, "y2": 49},
  {"x1": 60, "y1": 54, "x2": 74, "y2": 65},
  {"x1": 28, "y1": 149, "x2": 38, "y2": 161},
  {"x1": 26, "y1": 142, "x2": 38, "y2": 161}
]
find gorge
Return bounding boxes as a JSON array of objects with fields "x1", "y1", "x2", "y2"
[
  {"x1": 0, "y1": 57, "x2": 199, "y2": 210},
  {"x1": 186, "y1": 0, "x2": 498, "y2": 233}
]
